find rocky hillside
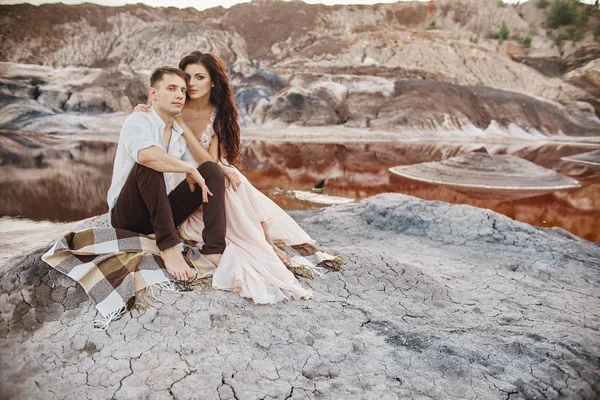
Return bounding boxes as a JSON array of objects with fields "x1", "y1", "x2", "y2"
[
  {"x1": 1, "y1": 194, "x2": 598, "y2": 399},
  {"x1": 1, "y1": 0, "x2": 600, "y2": 134}
]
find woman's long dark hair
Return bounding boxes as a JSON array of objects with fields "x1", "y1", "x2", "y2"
[{"x1": 179, "y1": 51, "x2": 241, "y2": 166}]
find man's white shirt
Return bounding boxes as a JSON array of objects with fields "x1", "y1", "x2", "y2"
[{"x1": 106, "y1": 107, "x2": 195, "y2": 214}]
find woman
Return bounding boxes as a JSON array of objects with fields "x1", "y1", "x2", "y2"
[{"x1": 135, "y1": 51, "x2": 323, "y2": 304}]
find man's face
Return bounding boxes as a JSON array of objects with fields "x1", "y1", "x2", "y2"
[{"x1": 150, "y1": 74, "x2": 187, "y2": 117}]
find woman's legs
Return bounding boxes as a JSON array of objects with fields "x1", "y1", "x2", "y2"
[{"x1": 261, "y1": 221, "x2": 292, "y2": 267}]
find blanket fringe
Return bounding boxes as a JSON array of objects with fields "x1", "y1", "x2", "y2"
[
  {"x1": 99, "y1": 280, "x2": 198, "y2": 329},
  {"x1": 93, "y1": 306, "x2": 126, "y2": 331},
  {"x1": 186, "y1": 275, "x2": 212, "y2": 292}
]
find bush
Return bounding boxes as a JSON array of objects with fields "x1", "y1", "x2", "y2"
[
  {"x1": 498, "y1": 0, "x2": 507, "y2": 7},
  {"x1": 555, "y1": 31, "x2": 572, "y2": 46},
  {"x1": 499, "y1": 22, "x2": 510, "y2": 42},
  {"x1": 519, "y1": 35, "x2": 533, "y2": 48},
  {"x1": 547, "y1": 0, "x2": 580, "y2": 29},
  {"x1": 470, "y1": 36, "x2": 479, "y2": 44},
  {"x1": 489, "y1": 23, "x2": 510, "y2": 43},
  {"x1": 574, "y1": 10, "x2": 589, "y2": 27},
  {"x1": 537, "y1": 0, "x2": 550, "y2": 8},
  {"x1": 573, "y1": 28, "x2": 585, "y2": 41},
  {"x1": 529, "y1": 22, "x2": 537, "y2": 35},
  {"x1": 425, "y1": 20, "x2": 439, "y2": 30},
  {"x1": 595, "y1": 25, "x2": 600, "y2": 38},
  {"x1": 558, "y1": 32, "x2": 572, "y2": 40}
]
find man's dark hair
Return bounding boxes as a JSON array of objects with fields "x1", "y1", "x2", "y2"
[{"x1": 149, "y1": 66, "x2": 190, "y2": 88}]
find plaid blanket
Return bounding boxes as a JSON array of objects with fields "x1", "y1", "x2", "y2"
[
  {"x1": 42, "y1": 227, "x2": 342, "y2": 330},
  {"x1": 41, "y1": 227, "x2": 213, "y2": 330}
]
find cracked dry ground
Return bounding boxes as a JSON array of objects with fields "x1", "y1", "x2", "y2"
[{"x1": 1, "y1": 194, "x2": 599, "y2": 400}]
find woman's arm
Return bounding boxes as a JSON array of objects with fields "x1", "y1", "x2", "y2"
[
  {"x1": 176, "y1": 116, "x2": 218, "y2": 164},
  {"x1": 208, "y1": 135, "x2": 241, "y2": 191},
  {"x1": 207, "y1": 132, "x2": 220, "y2": 163}
]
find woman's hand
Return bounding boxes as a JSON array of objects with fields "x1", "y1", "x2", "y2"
[
  {"x1": 175, "y1": 114, "x2": 189, "y2": 131},
  {"x1": 133, "y1": 104, "x2": 151, "y2": 113},
  {"x1": 221, "y1": 165, "x2": 241, "y2": 191}
]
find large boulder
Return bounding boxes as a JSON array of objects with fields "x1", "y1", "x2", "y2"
[
  {"x1": 0, "y1": 194, "x2": 598, "y2": 399},
  {"x1": 565, "y1": 58, "x2": 600, "y2": 117},
  {"x1": 255, "y1": 86, "x2": 341, "y2": 126},
  {"x1": 373, "y1": 79, "x2": 600, "y2": 136}
]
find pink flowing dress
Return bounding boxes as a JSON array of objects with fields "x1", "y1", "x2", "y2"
[{"x1": 174, "y1": 111, "x2": 314, "y2": 304}]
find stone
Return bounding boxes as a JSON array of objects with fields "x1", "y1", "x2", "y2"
[
  {"x1": 389, "y1": 152, "x2": 581, "y2": 200},
  {"x1": 0, "y1": 194, "x2": 598, "y2": 399}
]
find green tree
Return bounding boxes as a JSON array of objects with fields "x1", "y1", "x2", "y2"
[{"x1": 537, "y1": 0, "x2": 550, "y2": 8}]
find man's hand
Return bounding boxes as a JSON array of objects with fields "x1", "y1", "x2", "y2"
[
  {"x1": 221, "y1": 165, "x2": 241, "y2": 191},
  {"x1": 186, "y1": 169, "x2": 213, "y2": 202}
]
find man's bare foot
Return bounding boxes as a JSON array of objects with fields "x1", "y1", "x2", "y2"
[
  {"x1": 160, "y1": 245, "x2": 196, "y2": 281},
  {"x1": 273, "y1": 245, "x2": 292, "y2": 267},
  {"x1": 204, "y1": 253, "x2": 222, "y2": 267}
]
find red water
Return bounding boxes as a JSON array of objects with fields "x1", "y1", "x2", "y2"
[{"x1": 1, "y1": 136, "x2": 598, "y2": 243}]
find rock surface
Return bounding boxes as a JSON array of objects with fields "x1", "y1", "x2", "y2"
[
  {"x1": 389, "y1": 152, "x2": 581, "y2": 200},
  {"x1": 0, "y1": 62, "x2": 147, "y2": 124},
  {"x1": 0, "y1": 194, "x2": 598, "y2": 399},
  {"x1": 563, "y1": 149, "x2": 600, "y2": 166},
  {"x1": 3, "y1": 60, "x2": 600, "y2": 136},
  {"x1": 2, "y1": 1, "x2": 600, "y2": 134}
]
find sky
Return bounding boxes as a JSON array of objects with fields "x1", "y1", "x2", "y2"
[{"x1": 5, "y1": 0, "x2": 590, "y2": 12}]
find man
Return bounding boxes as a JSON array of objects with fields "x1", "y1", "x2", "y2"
[{"x1": 107, "y1": 66, "x2": 226, "y2": 281}]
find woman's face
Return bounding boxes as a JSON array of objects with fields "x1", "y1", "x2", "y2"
[{"x1": 184, "y1": 62, "x2": 212, "y2": 100}]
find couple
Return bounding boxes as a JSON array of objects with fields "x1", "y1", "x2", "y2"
[{"x1": 107, "y1": 51, "x2": 316, "y2": 304}]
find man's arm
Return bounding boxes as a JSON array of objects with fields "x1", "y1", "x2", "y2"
[
  {"x1": 138, "y1": 146, "x2": 212, "y2": 202},
  {"x1": 119, "y1": 114, "x2": 195, "y2": 174},
  {"x1": 138, "y1": 145, "x2": 196, "y2": 174},
  {"x1": 119, "y1": 115, "x2": 211, "y2": 201},
  {"x1": 176, "y1": 117, "x2": 241, "y2": 191}
]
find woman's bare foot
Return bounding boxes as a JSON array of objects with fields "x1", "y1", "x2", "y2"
[
  {"x1": 273, "y1": 245, "x2": 292, "y2": 267},
  {"x1": 204, "y1": 253, "x2": 222, "y2": 267},
  {"x1": 160, "y1": 245, "x2": 196, "y2": 281},
  {"x1": 261, "y1": 220, "x2": 292, "y2": 267}
]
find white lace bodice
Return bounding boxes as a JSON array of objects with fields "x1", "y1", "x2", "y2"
[{"x1": 200, "y1": 108, "x2": 217, "y2": 149}]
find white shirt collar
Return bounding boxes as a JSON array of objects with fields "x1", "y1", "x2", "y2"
[{"x1": 149, "y1": 106, "x2": 183, "y2": 135}]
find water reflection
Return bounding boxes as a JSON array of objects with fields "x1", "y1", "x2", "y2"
[
  {"x1": 253, "y1": 175, "x2": 600, "y2": 244},
  {"x1": 0, "y1": 135, "x2": 598, "y2": 244}
]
